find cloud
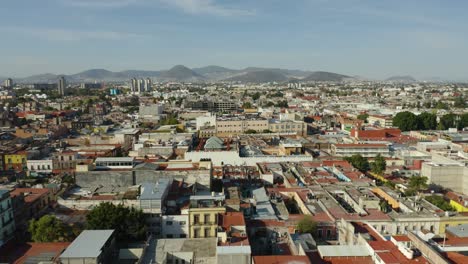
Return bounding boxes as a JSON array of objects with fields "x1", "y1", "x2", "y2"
[
  {"x1": 0, "y1": 26, "x2": 144, "y2": 41},
  {"x1": 159, "y1": 0, "x2": 255, "y2": 16},
  {"x1": 58, "y1": 0, "x2": 139, "y2": 8}
]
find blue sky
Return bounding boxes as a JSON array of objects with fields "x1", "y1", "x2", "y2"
[{"x1": 1, "y1": 0, "x2": 467, "y2": 80}]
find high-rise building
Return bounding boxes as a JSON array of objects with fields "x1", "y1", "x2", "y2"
[
  {"x1": 3, "y1": 78, "x2": 13, "y2": 88},
  {"x1": 130, "y1": 78, "x2": 138, "y2": 94},
  {"x1": 58, "y1": 76, "x2": 66, "y2": 96},
  {"x1": 144, "y1": 78, "x2": 152, "y2": 92},
  {"x1": 137, "y1": 79, "x2": 144, "y2": 93}
]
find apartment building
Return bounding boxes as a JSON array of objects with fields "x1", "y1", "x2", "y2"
[
  {"x1": 331, "y1": 143, "x2": 391, "y2": 157},
  {"x1": 216, "y1": 117, "x2": 268, "y2": 137},
  {"x1": 188, "y1": 194, "x2": 226, "y2": 238},
  {"x1": 0, "y1": 189, "x2": 15, "y2": 247},
  {"x1": 268, "y1": 119, "x2": 306, "y2": 135},
  {"x1": 367, "y1": 114, "x2": 393, "y2": 128}
]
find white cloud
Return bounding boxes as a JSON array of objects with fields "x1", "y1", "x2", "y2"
[
  {"x1": 159, "y1": 0, "x2": 254, "y2": 16},
  {"x1": 0, "y1": 26, "x2": 144, "y2": 41}
]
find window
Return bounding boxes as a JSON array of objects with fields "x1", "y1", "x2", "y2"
[
  {"x1": 204, "y1": 228, "x2": 210, "y2": 237},
  {"x1": 194, "y1": 228, "x2": 200, "y2": 238},
  {"x1": 166, "y1": 221, "x2": 173, "y2": 226},
  {"x1": 194, "y1": 214, "x2": 200, "y2": 224},
  {"x1": 166, "y1": 234, "x2": 173, "y2": 238},
  {"x1": 204, "y1": 214, "x2": 210, "y2": 224},
  {"x1": 179, "y1": 221, "x2": 186, "y2": 225},
  {"x1": 179, "y1": 234, "x2": 187, "y2": 238},
  {"x1": 326, "y1": 229, "x2": 331, "y2": 238}
]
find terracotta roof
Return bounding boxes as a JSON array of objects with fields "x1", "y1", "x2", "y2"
[{"x1": 253, "y1": 255, "x2": 311, "y2": 264}]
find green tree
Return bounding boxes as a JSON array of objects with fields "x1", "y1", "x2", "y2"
[
  {"x1": 86, "y1": 202, "x2": 146, "y2": 241},
  {"x1": 454, "y1": 96, "x2": 466, "y2": 108},
  {"x1": 417, "y1": 112, "x2": 437, "y2": 130},
  {"x1": 29, "y1": 215, "x2": 74, "y2": 242},
  {"x1": 344, "y1": 154, "x2": 370, "y2": 172},
  {"x1": 370, "y1": 154, "x2": 386, "y2": 175},
  {"x1": 296, "y1": 216, "x2": 317, "y2": 234},
  {"x1": 393, "y1": 111, "x2": 418, "y2": 131},
  {"x1": 439, "y1": 113, "x2": 457, "y2": 130},
  {"x1": 275, "y1": 100, "x2": 289, "y2": 108},
  {"x1": 425, "y1": 195, "x2": 454, "y2": 211},
  {"x1": 244, "y1": 129, "x2": 257, "y2": 134},
  {"x1": 242, "y1": 102, "x2": 252, "y2": 109},
  {"x1": 357, "y1": 113, "x2": 369, "y2": 122},
  {"x1": 251, "y1": 92, "x2": 261, "y2": 100},
  {"x1": 408, "y1": 176, "x2": 428, "y2": 194}
]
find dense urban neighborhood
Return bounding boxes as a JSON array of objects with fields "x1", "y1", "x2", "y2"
[{"x1": 0, "y1": 74, "x2": 467, "y2": 264}]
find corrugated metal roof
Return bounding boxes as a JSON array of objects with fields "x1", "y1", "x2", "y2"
[{"x1": 60, "y1": 230, "x2": 114, "y2": 258}]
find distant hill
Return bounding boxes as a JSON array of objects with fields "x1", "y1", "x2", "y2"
[
  {"x1": 385, "y1": 75, "x2": 417, "y2": 82},
  {"x1": 302, "y1": 71, "x2": 351, "y2": 82},
  {"x1": 158, "y1": 65, "x2": 205, "y2": 82},
  {"x1": 15, "y1": 66, "x2": 354, "y2": 83},
  {"x1": 224, "y1": 70, "x2": 289, "y2": 83},
  {"x1": 192, "y1": 66, "x2": 240, "y2": 80}
]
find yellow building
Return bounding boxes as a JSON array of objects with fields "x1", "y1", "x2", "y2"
[
  {"x1": 4, "y1": 152, "x2": 27, "y2": 171},
  {"x1": 188, "y1": 194, "x2": 226, "y2": 238},
  {"x1": 189, "y1": 206, "x2": 226, "y2": 238},
  {"x1": 449, "y1": 200, "x2": 468, "y2": 213},
  {"x1": 439, "y1": 215, "x2": 468, "y2": 234}
]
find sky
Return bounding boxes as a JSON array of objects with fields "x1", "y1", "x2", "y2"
[{"x1": 1, "y1": 0, "x2": 468, "y2": 80}]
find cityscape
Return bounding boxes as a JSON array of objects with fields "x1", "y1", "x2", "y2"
[{"x1": 1, "y1": 1, "x2": 468, "y2": 264}]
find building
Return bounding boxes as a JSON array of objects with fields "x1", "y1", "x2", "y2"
[
  {"x1": 95, "y1": 157, "x2": 135, "y2": 170},
  {"x1": 216, "y1": 116, "x2": 269, "y2": 137},
  {"x1": 131, "y1": 78, "x2": 138, "y2": 94},
  {"x1": 268, "y1": 119, "x2": 306, "y2": 135},
  {"x1": 152, "y1": 237, "x2": 217, "y2": 264},
  {"x1": 144, "y1": 78, "x2": 152, "y2": 92},
  {"x1": 421, "y1": 161, "x2": 467, "y2": 194},
  {"x1": 58, "y1": 76, "x2": 66, "y2": 97},
  {"x1": 3, "y1": 152, "x2": 27, "y2": 172},
  {"x1": 139, "y1": 104, "x2": 164, "y2": 122},
  {"x1": 60, "y1": 230, "x2": 116, "y2": 264},
  {"x1": 139, "y1": 179, "x2": 172, "y2": 214},
  {"x1": 3, "y1": 78, "x2": 13, "y2": 88},
  {"x1": 331, "y1": 143, "x2": 391, "y2": 157},
  {"x1": 161, "y1": 214, "x2": 189, "y2": 239},
  {"x1": 10, "y1": 188, "x2": 53, "y2": 234},
  {"x1": 80, "y1": 83, "x2": 102, "y2": 89},
  {"x1": 367, "y1": 114, "x2": 393, "y2": 128},
  {"x1": 0, "y1": 189, "x2": 15, "y2": 247},
  {"x1": 188, "y1": 194, "x2": 226, "y2": 238},
  {"x1": 26, "y1": 159, "x2": 53, "y2": 175}
]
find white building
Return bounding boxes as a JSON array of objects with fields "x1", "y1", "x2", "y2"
[
  {"x1": 161, "y1": 214, "x2": 189, "y2": 238},
  {"x1": 27, "y1": 159, "x2": 53, "y2": 174}
]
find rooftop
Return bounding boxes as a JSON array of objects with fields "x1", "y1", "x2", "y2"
[{"x1": 60, "y1": 230, "x2": 115, "y2": 259}]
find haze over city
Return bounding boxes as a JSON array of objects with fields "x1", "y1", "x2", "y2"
[{"x1": 2, "y1": 0, "x2": 468, "y2": 80}]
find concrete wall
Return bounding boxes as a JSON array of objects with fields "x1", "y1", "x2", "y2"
[
  {"x1": 76, "y1": 169, "x2": 211, "y2": 191},
  {"x1": 185, "y1": 151, "x2": 312, "y2": 166}
]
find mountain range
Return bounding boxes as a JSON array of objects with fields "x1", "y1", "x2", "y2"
[{"x1": 6, "y1": 65, "x2": 427, "y2": 83}]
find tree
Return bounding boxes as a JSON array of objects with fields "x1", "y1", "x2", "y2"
[
  {"x1": 393, "y1": 111, "x2": 418, "y2": 131},
  {"x1": 454, "y1": 96, "x2": 466, "y2": 108},
  {"x1": 417, "y1": 112, "x2": 437, "y2": 130},
  {"x1": 275, "y1": 100, "x2": 289, "y2": 108},
  {"x1": 370, "y1": 154, "x2": 386, "y2": 175},
  {"x1": 344, "y1": 154, "x2": 370, "y2": 172},
  {"x1": 29, "y1": 215, "x2": 74, "y2": 242},
  {"x1": 86, "y1": 202, "x2": 146, "y2": 241},
  {"x1": 425, "y1": 195, "x2": 454, "y2": 211},
  {"x1": 408, "y1": 176, "x2": 428, "y2": 194},
  {"x1": 357, "y1": 113, "x2": 369, "y2": 122},
  {"x1": 439, "y1": 113, "x2": 457, "y2": 130},
  {"x1": 242, "y1": 102, "x2": 252, "y2": 109},
  {"x1": 244, "y1": 129, "x2": 257, "y2": 134},
  {"x1": 296, "y1": 216, "x2": 317, "y2": 234},
  {"x1": 251, "y1": 92, "x2": 261, "y2": 100}
]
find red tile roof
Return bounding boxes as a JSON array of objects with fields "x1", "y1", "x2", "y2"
[{"x1": 253, "y1": 255, "x2": 311, "y2": 264}]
